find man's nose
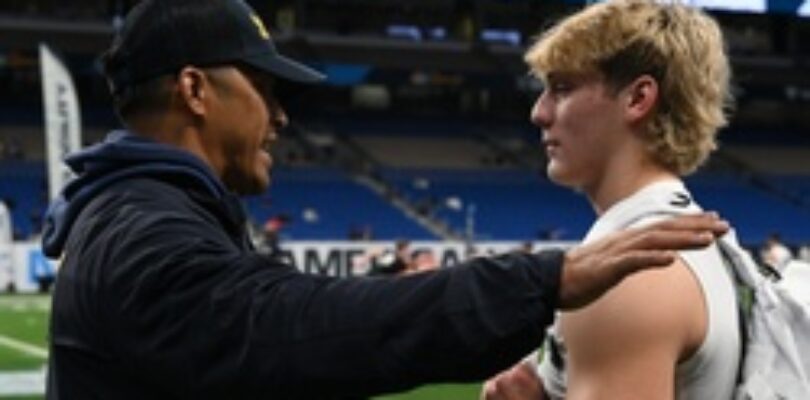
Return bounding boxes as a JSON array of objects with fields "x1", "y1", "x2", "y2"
[{"x1": 273, "y1": 108, "x2": 288, "y2": 130}]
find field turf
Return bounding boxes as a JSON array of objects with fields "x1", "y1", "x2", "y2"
[{"x1": 0, "y1": 294, "x2": 481, "y2": 399}]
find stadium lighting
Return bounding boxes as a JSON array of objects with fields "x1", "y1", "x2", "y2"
[
  {"x1": 386, "y1": 25, "x2": 422, "y2": 41},
  {"x1": 480, "y1": 29, "x2": 521, "y2": 46}
]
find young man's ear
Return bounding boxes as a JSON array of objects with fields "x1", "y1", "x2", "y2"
[
  {"x1": 624, "y1": 75, "x2": 659, "y2": 124},
  {"x1": 176, "y1": 66, "x2": 208, "y2": 116}
]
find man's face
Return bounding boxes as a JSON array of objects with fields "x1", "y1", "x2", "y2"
[
  {"x1": 207, "y1": 65, "x2": 287, "y2": 195},
  {"x1": 530, "y1": 72, "x2": 625, "y2": 191}
]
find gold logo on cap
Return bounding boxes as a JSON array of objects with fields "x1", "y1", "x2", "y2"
[{"x1": 251, "y1": 14, "x2": 270, "y2": 40}]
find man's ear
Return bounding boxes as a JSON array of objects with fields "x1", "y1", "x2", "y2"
[
  {"x1": 176, "y1": 66, "x2": 209, "y2": 117},
  {"x1": 624, "y1": 75, "x2": 659, "y2": 124}
]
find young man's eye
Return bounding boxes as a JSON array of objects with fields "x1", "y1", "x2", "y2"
[{"x1": 550, "y1": 82, "x2": 572, "y2": 93}]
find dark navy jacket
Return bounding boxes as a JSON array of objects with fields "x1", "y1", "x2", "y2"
[{"x1": 43, "y1": 131, "x2": 563, "y2": 399}]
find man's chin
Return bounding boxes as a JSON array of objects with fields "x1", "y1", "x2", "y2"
[
  {"x1": 223, "y1": 172, "x2": 270, "y2": 195},
  {"x1": 242, "y1": 178, "x2": 270, "y2": 195},
  {"x1": 236, "y1": 184, "x2": 267, "y2": 196}
]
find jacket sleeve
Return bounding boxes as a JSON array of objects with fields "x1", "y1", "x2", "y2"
[
  {"x1": 255, "y1": 250, "x2": 564, "y2": 398},
  {"x1": 108, "y1": 211, "x2": 563, "y2": 399}
]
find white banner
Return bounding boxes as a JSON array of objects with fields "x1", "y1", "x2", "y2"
[
  {"x1": 275, "y1": 240, "x2": 574, "y2": 277},
  {"x1": 0, "y1": 242, "x2": 56, "y2": 293},
  {"x1": 0, "y1": 240, "x2": 574, "y2": 292},
  {"x1": 0, "y1": 238, "x2": 795, "y2": 292},
  {"x1": 0, "y1": 197, "x2": 13, "y2": 292},
  {"x1": 39, "y1": 44, "x2": 81, "y2": 201}
]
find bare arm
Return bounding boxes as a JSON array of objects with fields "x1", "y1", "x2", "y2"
[
  {"x1": 479, "y1": 213, "x2": 724, "y2": 400},
  {"x1": 562, "y1": 258, "x2": 706, "y2": 400}
]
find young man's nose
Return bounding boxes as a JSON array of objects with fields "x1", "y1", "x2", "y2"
[{"x1": 530, "y1": 94, "x2": 552, "y2": 128}]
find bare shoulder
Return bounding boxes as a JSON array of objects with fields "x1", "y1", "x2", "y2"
[
  {"x1": 560, "y1": 257, "x2": 706, "y2": 398},
  {"x1": 563, "y1": 256, "x2": 705, "y2": 355}
]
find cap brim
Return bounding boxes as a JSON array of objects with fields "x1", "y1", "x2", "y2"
[{"x1": 243, "y1": 53, "x2": 325, "y2": 84}]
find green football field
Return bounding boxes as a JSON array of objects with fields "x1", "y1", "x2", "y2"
[
  {"x1": 0, "y1": 294, "x2": 481, "y2": 399},
  {"x1": 0, "y1": 294, "x2": 49, "y2": 400}
]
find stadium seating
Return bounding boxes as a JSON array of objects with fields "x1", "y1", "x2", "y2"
[
  {"x1": 685, "y1": 173, "x2": 810, "y2": 245},
  {"x1": 379, "y1": 167, "x2": 810, "y2": 245},
  {"x1": 244, "y1": 166, "x2": 435, "y2": 240},
  {"x1": 767, "y1": 174, "x2": 810, "y2": 207},
  {"x1": 0, "y1": 160, "x2": 47, "y2": 239},
  {"x1": 380, "y1": 168, "x2": 593, "y2": 241},
  {"x1": 0, "y1": 161, "x2": 437, "y2": 241},
  {"x1": 2, "y1": 132, "x2": 810, "y2": 246}
]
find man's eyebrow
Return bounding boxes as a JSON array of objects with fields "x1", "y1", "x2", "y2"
[{"x1": 545, "y1": 71, "x2": 575, "y2": 82}]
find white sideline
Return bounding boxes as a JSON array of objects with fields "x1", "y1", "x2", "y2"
[
  {"x1": 0, "y1": 334, "x2": 48, "y2": 358},
  {"x1": 0, "y1": 369, "x2": 46, "y2": 396}
]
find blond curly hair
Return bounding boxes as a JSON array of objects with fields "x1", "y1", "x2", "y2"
[{"x1": 524, "y1": 0, "x2": 733, "y2": 175}]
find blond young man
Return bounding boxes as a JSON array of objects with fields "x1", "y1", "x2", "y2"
[{"x1": 483, "y1": 1, "x2": 744, "y2": 399}]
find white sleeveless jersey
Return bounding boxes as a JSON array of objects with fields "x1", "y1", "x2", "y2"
[{"x1": 537, "y1": 180, "x2": 741, "y2": 400}]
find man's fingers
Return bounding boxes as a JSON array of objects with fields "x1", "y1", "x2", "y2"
[
  {"x1": 481, "y1": 380, "x2": 498, "y2": 400},
  {"x1": 623, "y1": 229, "x2": 715, "y2": 252},
  {"x1": 596, "y1": 213, "x2": 727, "y2": 254},
  {"x1": 643, "y1": 212, "x2": 729, "y2": 236},
  {"x1": 481, "y1": 363, "x2": 543, "y2": 400},
  {"x1": 557, "y1": 212, "x2": 729, "y2": 310},
  {"x1": 496, "y1": 364, "x2": 542, "y2": 400},
  {"x1": 481, "y1": 373, "x2": 516, "y2": 400},
  {"x1": 613, "y1": 250, "x2": 677, "y2": 276}
]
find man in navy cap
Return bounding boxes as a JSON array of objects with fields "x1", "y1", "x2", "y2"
[{"x1": 42, "y1": 0, "x2": 729, "y2": 398}]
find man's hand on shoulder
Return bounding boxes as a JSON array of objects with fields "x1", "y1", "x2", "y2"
[{"x1": 558, "y1": 212, "x2": 728, "y2": 309}]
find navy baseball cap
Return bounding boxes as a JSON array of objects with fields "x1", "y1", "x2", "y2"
[{"x1": 102, "y1": 0, "x2": 324, "y2": 95}]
